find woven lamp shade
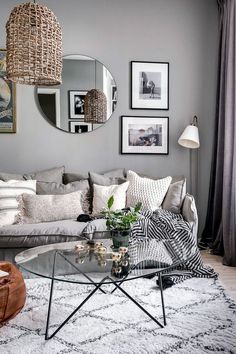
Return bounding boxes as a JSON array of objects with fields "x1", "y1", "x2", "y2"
[
  {"x1": 6, "y1": 2, "x2": 62, "y2": 86},
  {"x1": 84, "y1": 89, "x2": 107, "y2": 123}
]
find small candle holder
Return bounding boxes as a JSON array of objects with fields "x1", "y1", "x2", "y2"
[{"x1": 112, "y1": 252, "x2": 122, "y2": 262}]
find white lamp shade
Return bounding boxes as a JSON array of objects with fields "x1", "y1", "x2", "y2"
[{"x1": 178, "y1": 125, "x2": 200, "y2": 149}]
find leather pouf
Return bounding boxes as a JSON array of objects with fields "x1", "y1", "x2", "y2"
[{"x1": 0, "y1": 261, "x2": 26, "y2": 326}]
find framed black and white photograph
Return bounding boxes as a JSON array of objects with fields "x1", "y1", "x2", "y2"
[
  {"x1": 111, "y1": 85, "x2": 117, "y2": 101},
  {"x1": 131, "y1": 61, "x2": 169, "y2": 110},
  {"x1": 121, "y1": 116, "x2": 169, "y2": 155},
  {"x1": 68, "y1": 90, "x2": 87, "y2": 119},
  {"x1": 69, "y1": 121, "x2": 92, "y2": 133}
]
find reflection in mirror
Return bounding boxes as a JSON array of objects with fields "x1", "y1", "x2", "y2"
[{"x1": 37, "y1": 54, "x2": 117, "y2": 133}]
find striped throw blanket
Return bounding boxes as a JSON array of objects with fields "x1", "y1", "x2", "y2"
[{"x1": 129, "y1": 209, "x2": 218, "y2": 288}]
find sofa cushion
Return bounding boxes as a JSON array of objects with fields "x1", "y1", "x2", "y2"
[
  {"x1": 93, "y1": 182, "x2": 129, "y2": 215},
  {"x1": 24, "y1": 166, "x2": 65, "y2": 183},
  {"x1": 36, "y1": 180, "x2": 91, "y2": 214},
  {"x1": 0, "y1": 180, "x2": 36, "y2": 227},
  {"x1": 102, "y1": 168, "x2": 125, "y2": 178},
  {"x1": 89, "y1": 172, "x2": 126, "y2": 187},
  {"x1": 0, "y1": 173, "x2": 24, "y2": 181},
  {"x1": 16, "y1": 191, "x2": 84, "y2": 224},
  {"x1": 63, "y1": 173, "x2": 89, "y2": 184},
  {"x1": 0, "y1": 219, "x2": 109, "y2": 248},
  {"x1": 162, "y1": 179, "x2": 186, "y2": 214},
  {"x1": 126, "y1": 170, "x2": 171, "y2": 211},
  {"x1": 0, "y1": 220, "x2": 87, "y2": 248}
]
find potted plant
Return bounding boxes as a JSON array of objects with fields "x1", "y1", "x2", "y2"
[{"x1": 102, "y1": 196, "x2": 142, "y2": 249}]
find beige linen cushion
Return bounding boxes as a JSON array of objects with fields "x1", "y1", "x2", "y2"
[
  {"x1": 93, "y1": 182, "x2": 129, "y2": 215},
  {"x1": 16, "y1": 190, "x2": 84, "y2": 224},
  {"x1": 36, "y1": 180, "x2": 91, "y2": 214},
  {"x1": 126, "y1": 170, "x2": 171, "y2": 211},
  {"x1": 0, "y1": 180, "x2": 36, "y2": 227}
]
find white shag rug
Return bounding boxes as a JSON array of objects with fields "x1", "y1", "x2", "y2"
[{"x1": 0, "y1": 277, "x2": 236, "y2": 354}]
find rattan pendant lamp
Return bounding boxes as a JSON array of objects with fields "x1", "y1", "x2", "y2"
[
  {"x1": 6, "y1": 0, "x2": 62, "y2": 86},
  {"x1": 84, "y1": 60, "x2": 107, "y2": 123}
]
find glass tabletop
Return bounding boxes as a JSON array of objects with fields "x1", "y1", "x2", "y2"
[{"x1": 15, "y1": 238, "x2": 195, "y2": 285}]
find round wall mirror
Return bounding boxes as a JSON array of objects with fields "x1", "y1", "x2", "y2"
[{"x1": 36, "y1": 54, "x2": 117, "y2": 133}]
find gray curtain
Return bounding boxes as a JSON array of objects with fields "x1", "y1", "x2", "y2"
[{"x1": 202, "y1": 0, "x2": 236, "y2": 266}]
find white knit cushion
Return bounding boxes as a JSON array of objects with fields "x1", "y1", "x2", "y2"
[
  {"x1": 93, "y1": 182, "x2": 129, "y2": 215},
  {"x1": 126, "y1": 171, "x2": 171, "y2": 211},
  {"x1": 0, "y1": 180, "x2": 36, "y2": 227}
]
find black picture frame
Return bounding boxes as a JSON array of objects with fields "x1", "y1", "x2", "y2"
[
  {"x1": 131, "y1": 61, "x2": 169, "y2": 110},
  {"x1": 69, "y1": 121, "x2": 92, "y2": 134},
  {"x1": 68, "y1": 90, "x2": 88, "y2": 119},
  {"x1": 121, "y1": 115, "x2": 169, "y2": 155}
]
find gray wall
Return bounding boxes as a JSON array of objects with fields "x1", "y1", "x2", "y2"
[{"x1": 0, "y1": 0, "x2": 218, "y2": 234}]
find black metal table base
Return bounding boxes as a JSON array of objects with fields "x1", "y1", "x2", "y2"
[{"x1": 44, "y1": 252, "x2": 167, "y2": 340}]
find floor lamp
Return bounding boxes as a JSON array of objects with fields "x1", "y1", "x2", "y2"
[{"x1": 178, "y1": 116, "x2": 200, "y2": 204}]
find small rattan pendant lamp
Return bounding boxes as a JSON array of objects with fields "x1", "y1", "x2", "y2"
[
  {"x1": 84, "y1": 60, "x2": 107, "y2": 123},
  {"x1": 6, "y1": 1, "x2": 62, "y2": 86}
]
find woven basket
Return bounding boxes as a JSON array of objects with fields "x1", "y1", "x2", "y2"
[
  {"x1": 84, "y1": 89, "x2": 107, "y2": 123},
  {"x1": 6, "y1": 2, "x2": 62, "y2": 86}
]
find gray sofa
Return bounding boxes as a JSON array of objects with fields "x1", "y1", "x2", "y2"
[{"x1": 0, "y1": 167, "x2": 198, "y2": 262}]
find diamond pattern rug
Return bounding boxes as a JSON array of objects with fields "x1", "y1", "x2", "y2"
[{"x1": 0, "y1": 277, "x2": 236, "y2": 354}]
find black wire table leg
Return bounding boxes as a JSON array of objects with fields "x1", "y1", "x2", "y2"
[
  {"x1": 158, "y1": 272, "x2": 167, "y2": 326},
  {"x1": 45, "y1": 276, "x2": 110, "y2": 340},
  {"x1": 111, "y1": 278, "x2": 164, "y2": 329},
  {"x1": 45, "y1": 251, "x2": 57, "y2": 340}
]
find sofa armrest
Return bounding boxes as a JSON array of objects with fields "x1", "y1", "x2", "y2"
[{"x1": 182, "y1": 194, "x2": 198, "y2": 243}]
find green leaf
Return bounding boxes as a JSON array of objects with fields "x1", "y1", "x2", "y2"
[
  {"x1": 107, "y1": 195, "x2": 114, "y2": 209},
  {"x1": 134, "y1": 202, "x2": 142, "y2": 213}
]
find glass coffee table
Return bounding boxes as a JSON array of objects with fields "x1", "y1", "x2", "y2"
[{"x1": 15, "y1": 238, "x2": 192, "y2": 340}]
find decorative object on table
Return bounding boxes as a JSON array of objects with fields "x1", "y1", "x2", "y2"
[
  {"x1": 121, "y1": 115, "x2": 169, "y2": 155},
  {"x1": 131, "y1": 61, "x2": 169, "y2": 110},
  {"x1": 111, "y1": 249, "x2": 130, "y2": 278},
  {"x1": 0, "y1": 261, "x2": 26, "y2": 327},
  {"x1": 69, "y1": 121, "x2": 92, "y2": 133},
  {"x1": 84, "y1": 89, "x2": 107, "y2": 123},
  {"x1": 6, "y1": 1, "x2": 62, "y2": 86},
  {"x1": 0, "y1": 49, "x2": 16, "y2": 133},
  {"x1": 102, "y1": 196, "x2": 142, "y2": 249},
  {"x1": 68, "y1": 90, "x2": 87, "y2": 119},
  {"x1": 178, "y1": 115, "x2": 200, "y2": 201}
]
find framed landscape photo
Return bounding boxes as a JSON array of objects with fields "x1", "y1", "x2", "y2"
[
  {"x1": 68, "y1": 90, "x2": 87, "y2": 119},
  {"x1": 131, "y1": 61, "x2": 169, "y2": 110},
  {"x1": 0, "y1": 49, "x2": 16, "y2": 133},
  {"x1": 121, "y1": 115, "x2": 169, "y2": 155},
  {"x1": 69, "y1": 121, "x2": 92, "y2": 133}
]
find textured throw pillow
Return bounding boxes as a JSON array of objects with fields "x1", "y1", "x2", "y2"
[
  {"x1": 0, "y1": 172, "x2": 25, "y2": 181},
  {"x1": 162, "y1": 179, "x2": 186, "y2": 214},
  {"x1": 126, "y1": 171, "x2": 171, "y2": 211},
  {"x1": 63, "y1": 173, "x2": 89, "y2": 184},
  {"x1": 24, "y1": 166, "x2": 65, "y2": 183},
  {"x1": 16, "y1": 190, "x2": 84, "y2": 224},
  {"x1": 0, "y1": 180, "x2": 36, "y2": 227},
  {"x1": 36, "y1": 180, "x2": 91, "y2": 214},
  {"x1": 92, "y1": 182, "x2": 129, "y2": 215}
]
